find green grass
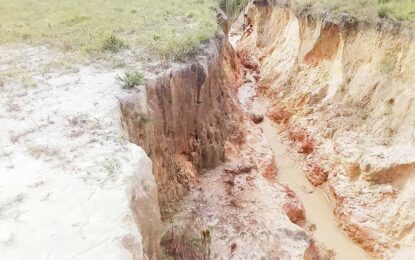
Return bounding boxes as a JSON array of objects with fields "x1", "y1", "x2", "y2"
[
  {"x1": 101, "y1": 35, "x2": 128, "y2": 53},
  {"x1": 296, "y1": 0, "x2": 415, "y2": 25},
  {"x1": 0, "y1": 0, "x2": 220, "y2": 59},
  {"x1": 117, "y1": 71, "x2": 145, "y2": 89},
  {"x1": 221, "y1": 0, "x2": 249, "y2": 18}
]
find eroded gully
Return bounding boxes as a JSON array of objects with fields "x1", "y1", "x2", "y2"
[{"x1": 237, "y1": 70, "x2": 372, "y2": 260}]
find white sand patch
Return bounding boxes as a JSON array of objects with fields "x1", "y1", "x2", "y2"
[{"x1": 0, "y1": 46, "x2": 157, "y2": 259}]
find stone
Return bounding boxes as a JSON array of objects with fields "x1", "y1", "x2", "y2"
[
  {"x1": 306, "y1": 163, "x2": 329, "y2": 186},
  {"x1": 299, "y1": 140, "x2": 315, "y2": 155},
  {"x1": 281, "y1": 184, "x2": 305, "y2": 224},
  {"x1": 251, "y1": 113, "x2": 264, "y2": 124},
  {"x1": 237, "y1": 49, "x2": 259, "y2": 71}
]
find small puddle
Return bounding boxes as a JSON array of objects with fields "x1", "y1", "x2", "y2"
[{"x1": 237, "y1": 70, "x2": 372, "y2": 260}]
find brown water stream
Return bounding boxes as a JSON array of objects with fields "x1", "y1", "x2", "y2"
[
  {"x1": 237, "y1": 72, "x2": 372, "y2": 260},
  {"x1": 261, "y1": 118, "x2": 372, "y2": 260}
]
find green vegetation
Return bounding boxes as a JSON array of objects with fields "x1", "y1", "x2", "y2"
[
  {"x1": 1, "y1": 0, "x2": 414, "y2": 61},
  {"x1": 117, "y1": 71, "x2": 145, "y2": 89},
  {"x1": 101, "y1": 35, "x2": 127, "y2": 53},
  {"x1": 0, "y1": 0, "x2": 220, "y2": 59},
  {"x1": 296, "y1": 0, "x2": 415, "y2": 25},
  {"x1": 221, "y1": 0, "x2": 249, "y2": 18},
  {"x1": 161, "y1": 228, "x2": 212, "y2": 259},
  {"x1": 139, "y1": 115, "x2": 151, "y2": 126}
]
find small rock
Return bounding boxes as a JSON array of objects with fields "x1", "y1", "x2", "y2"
[
  {"x1": 0, "y1": 79, "x2": 4, "y2": 87},
  {"x1": 281, "y1": 185, "x2": 305, "y2": 224},
  {"x1": 267, "y1": 107, "x2": 291, "y2": 124},
  {"x1": 237, "y1": 50, "x2": 259, "y2": 71},
  {"x1": 251, "y1": 113, "x2": 264, "y2": 124},
  {"x1": 306, "y1": 163, "x2": 328, "y2": 186},
  {"x1": 246, "y1": 176, "x2": 255, "y2": 181},
  {"x1": 253, "y1": 73, "x2": 261, "y2": 81},
  {"x1": 299, "y1": 140, "x2": 314, "y2": 154},
  {"x1": 231, "y1": 242, "x2": 237, "y2": 253}
]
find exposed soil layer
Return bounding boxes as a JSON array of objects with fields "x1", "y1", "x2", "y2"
[
  {"x1": 234, "y1": 1, "x2": 415, "y2": 258},
  {"x1": 120, "y1": 34, "x2": 243, "y2": 210},
  {"x1": 236, "y1": 61, "x2": 372, "y2": 259},
  {"x1": 239, "y1": 76, "x2": 371, "y2": 259}
]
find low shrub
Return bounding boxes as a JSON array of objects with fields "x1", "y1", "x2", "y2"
[{"x1": 117, "y1": 71, "x2": 144, "y2": 89}]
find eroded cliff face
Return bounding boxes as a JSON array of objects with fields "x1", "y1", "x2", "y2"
[
  {"x1": 236, "y1": 2, "x2": 415, "y2": 258},
  {"x1": 120, "y1": 31, "x2": 335, "y2": 259},
  {"x1": 120, "y1": 34, "x2": 244, "y2": 210}
]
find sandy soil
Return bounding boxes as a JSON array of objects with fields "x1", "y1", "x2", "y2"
[{"x1": 0, "y1": 45, "x2": 157, "y2": 259}]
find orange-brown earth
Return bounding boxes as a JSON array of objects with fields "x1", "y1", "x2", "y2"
[{"x1": 235, "y1": 1, "x2": 415, "y2": 258}]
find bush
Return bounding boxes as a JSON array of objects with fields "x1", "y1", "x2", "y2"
[
  {"x1": 378, "y1": 6, "x2": 390, "y2": 18},
  {"x1": 101, "y1": 35, "x2": 127, "y2": 52},
  {"x1": 117, "y1": 71, "x2": 144, "y2": 89}
]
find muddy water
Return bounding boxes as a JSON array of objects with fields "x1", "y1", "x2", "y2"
[
  {"x1": 237, "y1": 74, "x2": 371, "y2": 259},
  {"x1": 261, "y1": 118, "x2": 372, "y2": 260}
]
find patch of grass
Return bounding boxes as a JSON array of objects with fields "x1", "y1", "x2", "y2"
[
  {"x1": 67, "y1": 113, "x2": 89, "y2": 127},
  {"x1": 102, "y1": 158, "x2": 120, "y2": 177},
  {"x1": 100, "y1": 35, "x2": 127, "y2": 53},
  {"x1": 10, "y1": 128, "x2": 36, "y2": 144},
  {"x1": 27, "y1": 144, "x2": 62, "y2": 161},
  {"x1": 22, "y1": 74, "x2": 37, "y2": 88},
  {"x1": 296, "y1": 0, "x2": 415, "y2": 25},
  {"x1": 139, "y1": 115, "x2": 151, "y2": 126},
  {"x1": 161, "y1": 192, "x2": 213, "y2": 259},
  {"x1": 117, "y1": 71, "x2": 145, "y2": 89},
  {"x1": 161, "y1": 215, "x2": 212, "y2": 259},
  {"x1": 220, "y1": 0, "x2": 250, "y2": 18},
  {"x1": 0, "y1": 0, "x2": 220, "y2": 59}
]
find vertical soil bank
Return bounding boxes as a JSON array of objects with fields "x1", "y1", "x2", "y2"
[
  {"x1": 119, "y1": 33, "x2": 252, "y2": 259},
  {"x1": 236, "y1": 1, "x2": 415, "y2": 258},
  {"x1": 120, "y1": 34, "x2": 244, "y2": 209}
]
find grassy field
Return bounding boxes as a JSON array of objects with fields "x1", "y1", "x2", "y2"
[
  {"x1": 3, "y1": 0, "x2": 411, "y2": 61},
  {"x1": 0, "y1": 0, "x2": 220, "y2": 60},
  {"x1": 296, "y1": 0, "x2": 415, "y2": 25}
]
